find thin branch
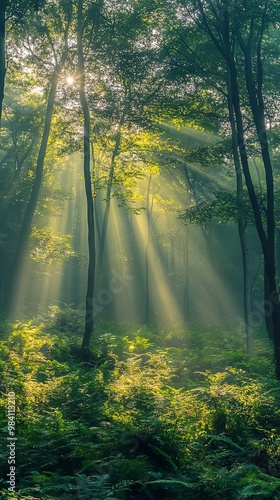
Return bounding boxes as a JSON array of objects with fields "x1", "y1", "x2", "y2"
[{"x1": 196, "y1": 0, "x2": 226, "y2": 58}]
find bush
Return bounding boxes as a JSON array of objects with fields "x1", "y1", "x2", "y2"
[{"x1": 0, "y1": 313, "x2": 279, "y2": 499}]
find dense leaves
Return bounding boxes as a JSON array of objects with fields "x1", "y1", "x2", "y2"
[
  {"x1": 1, "y1": 311, "x2": 280, "y2": 499},
  {"x1": 1, "y1": 1, "x2": 280, "y2": 497}
]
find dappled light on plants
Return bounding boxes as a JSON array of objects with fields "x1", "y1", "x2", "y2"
[
  {"x1": 0, "y1": 316, "x2": 279, "y2": 498},
  {"x1": 1, "y1": 0, "x2": 280, "y2": 497}
]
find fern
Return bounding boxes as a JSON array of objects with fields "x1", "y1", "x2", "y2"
[
  {"x1": 231, "y1": 464, "x2": 261, "y2": 477},
  {"x1": 149, "y1": 444, "x2": 178, "y2": 471},
  {"x1": 76, "y1": 474, "x2": 115, "y2": 500},
  {"x1": 240, "y1": 482, "x2": 280, "y2": 498},
  {"x1": 148, "y1": 478, "x2": 196, "y2": 490},
  {"x1": 209, "y1": 434, "x2": 246, "y2": 454},
  {"x1": 113, "y1": 479, "x2": 135, "y2": 499}
]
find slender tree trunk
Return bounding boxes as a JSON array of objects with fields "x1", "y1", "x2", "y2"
[
  {"x1": 183, "y1": 226, "x2": 189, "y2": 323},
  {"x1": 240, "y1": 225, "x2": 252, "y2": 354},
  {"x1": 170, "y1": 235, "x2": 175, "y2": 275},
  {"x1": 0, "y1": 0, "x2": 6, "y2": 125},
  {"x1": 252, "y1": 157, "x2": 262, "y2": 194},
  {"x1": 6, "y1": 62, "x2": 66, "y2": 315},
  {"x1": 195, "y1": 0, "x2": 280, "y2": 376},
  {"x1": 91, "y1": 141, "x2": 101, "y2": 244},
  {"x1": 97, "y1": 131, "x2": 121, "y2": 275},
  {"x1": 226, "y1": 70, "x2": 252, "y2": 354},
  {"x1": 227, "y1": 41, "x2": 280, "y2": 376},
  {"x1": 144, "y1": 176, "x2": 159, "y2": 324},
  {"x1": 78, "y1": 0, "x2": 96, "y2": 351},
  {"x1": 264, "y1": 267, "x2": 274, "y2": 341},
  {"x1": 145, "y1": 175, "x2": 152, "y2": 324},
  {"x1": 277, "y1": 229, "x2": 280, "y2": 284},
  {"x1": 234, "y1": 31, "x2": 280, "y2": 376}
]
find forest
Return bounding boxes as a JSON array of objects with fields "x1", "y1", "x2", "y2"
[{"x1": 0, "y1": 0, "x2": 280, "y2": 498}]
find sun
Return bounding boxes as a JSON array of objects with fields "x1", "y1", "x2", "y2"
[{"x1": 66, "y1": 76, "x2": 74, "y2": 85}]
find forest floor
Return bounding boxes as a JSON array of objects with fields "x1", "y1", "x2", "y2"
[{"x1": 1, "y1": 307, "x2": 280, "y2": 499}]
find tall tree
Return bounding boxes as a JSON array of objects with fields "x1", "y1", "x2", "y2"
[
  {"x1": 6, "y1": 1, "x2": 72, "y2": 314},
  {"x1": 0, "y1": 0, "x2": 7, "y2": 124},
  {"x1": 186, "y1": 0, "x2": 280, "y2": 376},
  {"x1": 227, "y1": 72, "x2": 252, "y2": 354},
  {"x1": 86, "y1": 2, "x2": 165, "y2": 280},
  {"x1": 77, "y1": 0, "x2": 97, "y2": 351}
]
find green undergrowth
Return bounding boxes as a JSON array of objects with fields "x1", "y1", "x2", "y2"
[{"x1": 0, "y1": 307, "x2": 280, "y2": 499}]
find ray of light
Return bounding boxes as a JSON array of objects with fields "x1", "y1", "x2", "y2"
[
  {"x1": 11, "y1": 155, "x2": 88, "y2": 319},
  {"x1": 11, "y1": 148, "x2": 244, "y2": 334}
]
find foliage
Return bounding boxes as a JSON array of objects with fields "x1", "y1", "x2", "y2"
[
  {"x1": 181, "y1": 191, "x2": 254, "y2": 229},
  {"x1": 29, "y1": 226, "x2": 78, "y2": 264},
  {"x1": 1, "y1": 312, "x2": 280, "y2": 499}
]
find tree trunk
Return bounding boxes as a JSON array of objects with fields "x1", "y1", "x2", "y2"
[
  {"x1": 183, "y1": 226, "x2": 190, "y2": 323},
  {"x1": 235, "y1": 30, "x2": 280, "y2": 376},
  {"x1": 6, "y1": 62, "x2": 65, "y2": 316},
  {"x1": 145, "y1": 175, "x2": 152, "y2": 324},
  {"x1": 226, "y1": 69, "x2": 252, "y2": 354},
  {"x1": 239, "y1": 220, "x2": 252, "y2": 354},
  {"x1": 264, "y1": 267, "x2": 274, "y2": 342},
  {"x1": 227, "y1": 35, "x2": 280, "y2": 376},
  {"x1": 78, "y1": 0, "x2": 96, "y2": 351},
  {"x1": 97, "y1": 130, "x2": 121, "y2": 275},
  {"x1": 91, "y1": 140, "x2": 101, "y2": 244},
  {"x1": 0, "y1": 0, "x2": 7, "y2": 125},
  {"x1": 195, "y1": 0, "x2": 280, "y2": 376}
]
